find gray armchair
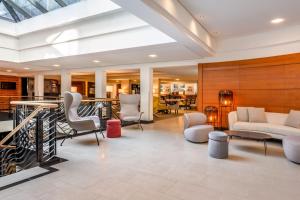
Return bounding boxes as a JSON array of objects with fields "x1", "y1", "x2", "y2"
[
  {"x1": 119, "y1": 94, "x2": 143, "y2": 131},
  {"x1": 183, "y1": 112, "x2": 214, "y2": 143},
  {"x1": 62, "y1": 92, "x2": 104, "y2": 146}
]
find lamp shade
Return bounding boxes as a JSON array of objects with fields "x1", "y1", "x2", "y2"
[
  {"x1": 219, "y1": 90, "x2": 233, "y2": 106},
  {"x1": 204, "y1": 106, "x2": 218, "y2": 126}
]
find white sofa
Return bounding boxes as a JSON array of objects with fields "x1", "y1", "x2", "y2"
[{"x1": 228, "y1": 111, "x2": 300, "y2": 139}]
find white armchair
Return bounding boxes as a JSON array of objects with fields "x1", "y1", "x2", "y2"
[
  {"x1": 62, "y1": 92, "x2": 105, "y2": 146},
  {"x1": 119, "y1": 94, "x2": 144, "y2": 130}
]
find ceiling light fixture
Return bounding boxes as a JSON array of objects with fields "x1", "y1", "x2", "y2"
[
  {"x1": 148, "y1": 54, "x2": 157, "y2": 58},
  {"x1": 93, "y1": 60, "x2": 101, "y2": 63},
  {"x1": 271, "y1": 18, "x2": 285, "y2": 24},
  {"x1": 53, "y1": 64, "x2": 60, "y2": 67},
  {"x1": 24, "y1": 67, "x2": 30, "y2": 70},
  {"x1": 175, "y1": 78, "x2": 180, "y2": 81},
  {"x1": 6, "y1": 69, "x2": 12, "y2": 72}
]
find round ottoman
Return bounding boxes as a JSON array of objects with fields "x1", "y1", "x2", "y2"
[
  {"x1": 184, "y1": 125, "x2": 214, "y2": 143},
  {"x1": 106, "y1": 119, "x2": 121, "y2": 138},
  {"x1": 208, "y1": 131, "x2": 229, "y2": 159},
  {"x1": 283, "y1": 136, "x2": 300, "y2": 164}
]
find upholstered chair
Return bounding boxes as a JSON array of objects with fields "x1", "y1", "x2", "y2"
[
  {"x1": 183, "y1": 112, "x2": 214, "y2": 143},
  {"x1": 119, "y1": 94, "x2": 144, "y2": 130},
  {"x1": 167, "y1": 101, "x2": 180, "y2": 114},
  {"x1": 63, "y1": 92, "x2": 104, "y2": 146}
]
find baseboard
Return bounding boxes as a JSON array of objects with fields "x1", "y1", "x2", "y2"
[{"x1": 140, "y1": 120, "x2": 154, "y2": 124}]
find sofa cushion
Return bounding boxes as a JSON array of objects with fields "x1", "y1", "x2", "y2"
[
  {"x1": 237, "y1": 107, "x2": 250, "y2": 122},
  {"x1": 233, "y1": 122, "x2": 300, "y2": 137},
  {"x1": 248, "y1": 108, "x2": 267, "y2": 123},
  {"x1": 266, "y1": 112, "x2": 288, "y2": 125},
  {"x1": 285, "y1": 110, "x2": 300, "y2": 129}
]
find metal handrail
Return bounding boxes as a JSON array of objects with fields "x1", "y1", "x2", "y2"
[{"x1": 0, "y1": 102, "x2": 58, "y2": 146}]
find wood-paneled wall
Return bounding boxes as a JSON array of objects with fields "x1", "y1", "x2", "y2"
[
  {"x1": 197, "y1": 53, "x2": 300, "y2": 113},
  {"x1": 0, "y1": 75, "x2": 22, "y2": 110}
]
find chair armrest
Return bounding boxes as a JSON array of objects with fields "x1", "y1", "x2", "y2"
[
  {"x1": 139, "y1": 112, "x2": 144, "y2": 120},
  {"x1": 228, "y1": 111, "x2": 237, "y2": 130}
]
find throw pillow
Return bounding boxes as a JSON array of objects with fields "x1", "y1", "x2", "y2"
[
  {"x1": 248, "y1": 108, "x2": 267, "y2": 123},
  {"x1": 285, "y1": 110, "x2": 300, "y2": 129},
  {"x1": 237, "y1": 107, "x2": 250, "y2": 122}
]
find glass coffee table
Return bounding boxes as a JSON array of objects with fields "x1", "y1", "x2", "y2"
[{"x1": 225, "y1": 130, "x2": 272, "y2": 155}]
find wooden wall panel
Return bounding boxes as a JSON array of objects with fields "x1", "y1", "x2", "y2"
[
  {"x1": 198, "y1": 53, "x2": 300, "y2": 113},
  {"x1": 0, "y1": 75, "x2": 21, "y2": 110},
  {"x1": 239, "y1": 65, "x2": 286, "y2": 89}
]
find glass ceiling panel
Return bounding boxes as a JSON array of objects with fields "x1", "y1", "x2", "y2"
[
  {"x1": 0, "y1": 2, "x2": 14, "y2": 21},
  {"x1": 13, "y1": 0, "x2": 42, "y2": 16},
  {"x1": 38, "y1": 0, "x2": 61, "y2": 11},
  {"x1": 0, "y1": 0, "x2": 81, "y2": 23}
]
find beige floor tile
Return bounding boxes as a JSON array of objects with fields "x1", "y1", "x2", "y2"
[{"x1": 1, "y1": 116, "x2": 299, "y2": 200}]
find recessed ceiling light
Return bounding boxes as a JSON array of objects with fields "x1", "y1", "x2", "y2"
[
  {"x1": 6, "y1": 69, "x2": 12, "y2": 72},
  {"x1": 148, "y1": 54, "x2": 157, "y2": 58},
  {"x1": 93, "y1": 60, "x2": 101, "y2": 63},
  {"x1": 175, "y1": 78, "x2": 180, "y2": 81},
  {"x1": 24, "y1": 67, "x2": 30, "y2": 70},
  {"x1": 53, "y1": 64, "x2": 60, "y2": 67},
  {"x1": 271, "y1": 18, "x2": 285, "y2": 24}
]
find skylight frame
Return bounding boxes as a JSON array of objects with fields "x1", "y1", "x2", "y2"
[{"x1": 0, "y1": 0, "x2": 80, "y2": 23}]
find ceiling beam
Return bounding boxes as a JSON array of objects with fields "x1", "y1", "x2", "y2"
[
  {"x1": 111, "y1": 0, "x2": 215, "y2": 56},
  {"x1": 54, "y1": 0, "x2": 67, "y2": 7},
  {"x1": 1, "y1": 0, "x2": 20, "y2": 22},
  {"x1": 27, "y1": 0, "x2": 48, "y2": 14},
  {"x1": 5, "y1": 0, "x2": 32, "y2": 19}
]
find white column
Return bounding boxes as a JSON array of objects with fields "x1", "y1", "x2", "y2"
[
  {"x1": 95, "y1": 69, "x2": 107, "y2": 98},
  {"x1": 34, "y1": 74, "x2": 44, "y2": 97},
  {"x1": 140, "y1": 67, "x2": 153, "y2": 121},
  {"x1": 60, "y1": 69, "x2": 72, "y2": 95}
]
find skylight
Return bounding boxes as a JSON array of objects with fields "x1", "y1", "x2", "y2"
[{"x1": 0, "y1": 0, "x2": 80, "y2": 23}]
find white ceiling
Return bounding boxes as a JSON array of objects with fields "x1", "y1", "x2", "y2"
[
  {"x1": 154, "y1": 66, "x2": 198, "y2": 80},
  {"x1": 179, "y1": 0, "x2": 300, "y2": 38},
  {"x1": 43, "y1": 66, "x2": 198, "y2": 81},
  {"x1": 1, "y1": 0, "x2": 300, "y2": 75},
  {"x1": 0, "y1": 43, "x2": 199, "y2": 73}
]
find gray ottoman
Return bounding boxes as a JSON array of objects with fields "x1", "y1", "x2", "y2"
[
  {"x1": 184, "y1": 125, "x2": 214, "y2": 143},
  {"x1": 283, "y1": 136, "x2": 300, "y2": 164},
  {"x1": 208, "y1": 131, "x2": 229, "y2": 159}
]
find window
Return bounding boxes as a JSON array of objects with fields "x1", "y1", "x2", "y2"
[{"x1": 0, "y1": 0, "x2": 81, "y2": 23}]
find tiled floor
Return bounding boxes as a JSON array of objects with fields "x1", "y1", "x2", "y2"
[{"x1": 1, "y1": 116, "x2": 300, "y2": 200}]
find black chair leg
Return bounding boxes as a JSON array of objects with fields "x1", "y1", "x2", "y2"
[
  {"x1": 139, "y1": 121, "x2": 143, "y2": 131},
  {"x1": 101, "y1": 130, "x2": 105, "y2": 138},
  {"x1": 60, "y1": 138, "x2": 66, "y2": 146},
  {"x1": 95, "y1": 132, "x2": 100, "y2": 146}
]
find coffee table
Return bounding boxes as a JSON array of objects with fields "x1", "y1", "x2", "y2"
[{"x1": 225, "y1": 130, "x2": 272, "y2": 155}]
